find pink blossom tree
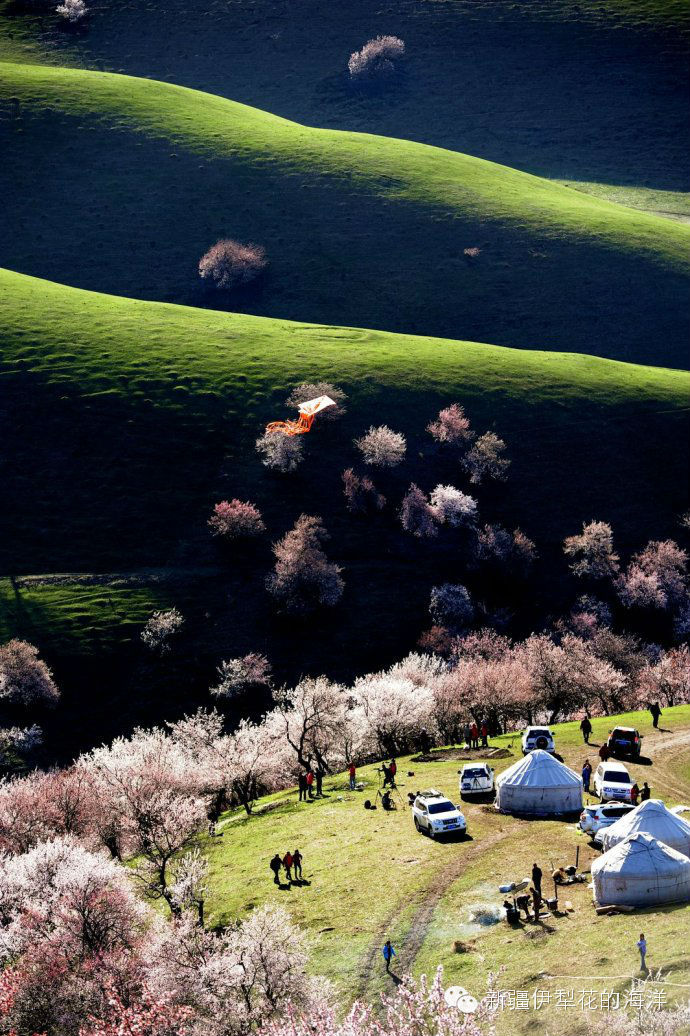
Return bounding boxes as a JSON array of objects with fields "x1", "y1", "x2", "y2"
[
  {"x1": 516, "y1": 633, "x2": 625, "y2": 722},
  {"x1": 461, "y1": 431, "x2": 510, "y2": 484},
  {"x1": 285, "y1": 382, "x2": 347, "y2": 421},
  {"x1": 141, "y1": 609, "x2": 184, "y2": 654},
  {"x1": 260, "y1": 967, "x2": 498, "y2": 1036},
  {"x1": 355, "y1": 425, "x2": 406, "y2": 467},
  {"x1": 430, "y1": 484, "x2": 478, "y2": 527},
  {"x1": 147, "y1": 907, "x2": 324, "y2": 1036},
  {"x1": 617, "y1": 539, "x2": 688, "y2": 610},
  {"x1": 400, "y1": 484, "x2": 438, "y2": 538},
  {"x1": 208, "y1": 499, "x2": 265, "y2": 540},
  {"x1": 266, "y1": 515, "x2": 344, "y2": 614},
  {"x1": 255, "y1": 431, "x2": 303, "y2": 473},
  {"x1": 342, "y1": 469, "x2": 386, "y2": 513},
  {"x1": 563, "y1": 520, "x2": 619, "y2": 580},
  {"x1": 474, "y1": 524, "x2": 537, "y2": 572},
  {"x1": 429, "y1": 584, "x2": 474, "y2": 631},
  {"x1": 198, "y1": 239, "x2": 266, "y2": 291},
  {"x1": 426, "y1": 404, "x2": 474, "y2": 447},
  {"x1": 352, "y1": 670, "x2": 435, "y2": 756},
  {"x1": 636, "y1": 645, "x2": 690, "y2": 706},
  {"x1": 0, "y1": 639, "x2": 60, "y2": 706},
  {"x1": 270, "y1": 676, "x2": 349, "y2": 775},
  {"x1": 210, "y1": 653, "x2": 272, "y2": 699},
  {"x1": 348, "y1": 35, "x2": 405, "y2": 79}
]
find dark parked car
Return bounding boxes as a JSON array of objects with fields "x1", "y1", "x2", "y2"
[{"x1": 606, "y1": 726, "x2": 642, "y2": 759}]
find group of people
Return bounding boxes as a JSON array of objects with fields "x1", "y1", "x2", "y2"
[
  {"x1": 505, "y1": 862, "x2": 544, "y2": 923},
  {"x1": 298, "y1": 766, "x2": 324, "y2": 801},
  {"x1": 463, "y1": 722, "x2": 489, "y2": 750},
  {"x1": 269, "y1": 850, "x2": 304, "y2": 884}
]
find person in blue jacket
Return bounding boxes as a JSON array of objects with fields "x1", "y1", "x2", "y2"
[{"x1": 382, "y1": 940, "x2": 396, "y2": 972}]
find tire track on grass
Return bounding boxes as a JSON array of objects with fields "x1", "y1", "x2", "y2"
[{"x1": 356, "y1": 828, "x2": 509, "y2": 1000}]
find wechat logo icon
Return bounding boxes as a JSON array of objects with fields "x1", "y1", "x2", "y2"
[{"x1": 444, "y1": 985, "x2": 479, "y2": 1013}]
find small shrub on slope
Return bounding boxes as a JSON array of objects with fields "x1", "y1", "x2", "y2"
[
  {"x1": 348, "y1": 35, "x2": 405, "y2": 79},
  {"x1": 266, "y1": 515, "x2": 343, "y2": 614},
  {"x1": 355, "y1": 425, "x2": 406, "y2": 468},
  {"x1": 198, "y1": 239, "x2": 266, "y2": 291},
  {"x1": 256, "y1": 431, "x2": 303, "y2": 472},
  {"x1": 208, "y1": 499, "x2": 265, "y2": 540}
]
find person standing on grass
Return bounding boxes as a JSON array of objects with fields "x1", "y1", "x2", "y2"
[
  {"x1": 382, "y1": 940, "x2": 396, "y2": 972},
  {"x1": 306, "y1": 768, "x2": 315, "y2": 799},
  {"x1": 298, "y1": 772, "x2": 308, "y2": 802},
  {"x1": 481, "y1": 722, "x2": 488, "y2": 748},
  {"x1": 470, "y1": 722, "x2": 479, "y2": 749},
  {"x1": 580, "y1": 716, "x2": 592, "y2": 744},
  {"x1": 649, "y1": 702, "x2": 661, "y2": 729},
  {"x1": 641, "y1": 781, "x2": 651, "y2": 801},
  {"x1": 348, "y1": 761, "x2": 357, "y2": 790},
  {"x1": 637, "y1": 933, "x2": 647, "y2": 971},
  {"x1": 582, "y1": 759, "x2": 592, "y2": 794},
  {"x1": 270, "y1": 854, "x2": 282, "y2": 885},
  {"x1": 599, "y1": 742, "x2": 611, "y2": 763},
  {"x1": 531, "y1": 862, "x2": 542, "y2": 895},
  {"x1": 630, "y1": 782, "x2": 640, "y2": 806},
  {"x1": 292, "y1": 849, "x2": 303, "y2": 880},
  {"x1": 315, "y1": 767, "x2": 324, "y2": 798},
  {"x1": 531, "y1": 886, "x2": 542, "y2": 922},
  {"x1": 283, "y1": 850, "x2": 293, "y2": 882}
]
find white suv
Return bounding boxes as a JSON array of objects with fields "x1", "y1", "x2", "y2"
[
  {"x1": 593, "y1": 762, "x2": 635, "y2": 802},
  {"x1": 521, "y1": 726, "x2": 555, "y2": 755},
  {"x1": 412, "y1": 791, "x2": 467, "y2": 839},
  {"x1": 459, "y1": 764, "x2": 494, "y2": 796},
  {"x1": 579, "y1": 801, "x2": 636, "y2": 842}
]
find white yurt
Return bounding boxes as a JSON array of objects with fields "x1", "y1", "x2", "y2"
[
  {"x1": 592, "y1": 832, "x2": 690, "y2": 907},
  {"x1": 601, "y1": 799, "x2": 690, "y2": 857},
  {"x1": 494, "y1": 749, "x2": 582, "y2": 815}
]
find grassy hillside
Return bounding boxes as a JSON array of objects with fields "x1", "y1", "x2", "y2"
[
  {"x1": 1, "y1": 0, "x2": 687, "y2": 189},
  {"x1": 1, "y1": 267, "x2": 688, "y2": 751},
  {"x1": 202, "y1": 705, "x2": 690, "y2": 1034},
  {"x1": 1, "y1": 61, "x2": 689, "y2": 366}
]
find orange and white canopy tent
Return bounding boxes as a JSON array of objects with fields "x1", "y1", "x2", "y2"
[{"x1": 266, "y1": 395, "x2": 336, "y2": 436}]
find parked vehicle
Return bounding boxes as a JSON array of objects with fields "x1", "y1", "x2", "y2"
[
  {"x1": 593, "y1": 761, "x2": 635, "y2": 802},
  {"x1": 412, "y1": 791, "x2": 467, "y2": 839},
  {"x1": 579, "y1": 801, "x2": 636, "y2": 842},
  {"x1": 606, "y1": 726, "x2": 643, "y2": 760},
  {"x1": 458, "y1": 763, "x2": 494, "y2": 797},
  {"x1": 521, "y1": 726, "x2": 555, "y2": 755}
]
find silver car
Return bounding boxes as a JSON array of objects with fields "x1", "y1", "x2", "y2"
[{"x1": 579, "y1": 801, "x2": 636, "y2": 842}]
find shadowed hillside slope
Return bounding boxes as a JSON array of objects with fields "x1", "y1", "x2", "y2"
[
  {"x1": 1, "y1": 0, "x2": 688, "y2": 189},
  {"x1": 1, "y1": 62, "x2": 688, "y2": 366}
]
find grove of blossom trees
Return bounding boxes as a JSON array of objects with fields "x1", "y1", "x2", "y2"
[
  {"x1": 562, "y1": 522, "x2": 689, "y2": 642},
  {"x1": 0, "y1": 618, "x2": 688, "y2": 1032}
]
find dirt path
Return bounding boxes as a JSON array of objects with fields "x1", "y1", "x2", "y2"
[
  {"x1": 355, "y1": 727, "x2": 690, "y2": 998},
  {"x1": 355, "y1": 826, "x2": 509, "y2": 1000},
  {"x1": 642, "y1": 727, "x2": 690, "y2": 802}
]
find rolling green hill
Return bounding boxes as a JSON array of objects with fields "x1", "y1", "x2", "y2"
[
  {"x1": 1, "y1": 60, "x2": 689, "y2": 366},
  {"x1": 1, "y1": 266, "x2": 688, "y2": 755},
  {"x1": 1, "y1": 0, "x2": 688, "y2": 188}
]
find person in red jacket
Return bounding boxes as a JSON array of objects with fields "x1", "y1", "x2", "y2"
[
  {"x1": 348, "y1": 762, "x2": 356, "y2": 791},
  {"x1": 470, "y1": 723, "x2": 479, "y2": 749},
  {"x1": 481, "y1": 722, "x2": 488, "y2": 748},
  {"x1": 283, "y1": 851, "x2": 293, "y2": 881},
  {"x1": 383, "y1": 759, "x2": 397, "y2": 788},
  {"x1": 306, "y1": 769, "x2": 315, "y2": 798}
]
